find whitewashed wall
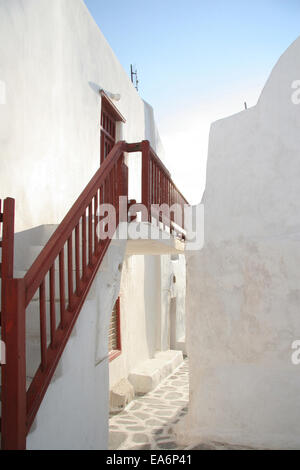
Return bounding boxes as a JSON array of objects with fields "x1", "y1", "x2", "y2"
[
  {"x1": 170, "y1": 255, "x2": 186, "y2": 349},
  {"x1": 0, "y1": 0, "x2": 161, "y2": 233},
  {"x1": 109, "y1": 255, "x2": 160, "y2": 388},
  {"x1": 0, "y1": 0, "x2": 186, "y2": 449},
  {"x1": 183, "y1": 37, "x2": 300, "y2": 449},
  {"x1": 159, "y1": 255, "x2": 186, "y2": 352},
  {"x1": 109, "y1": 253, "x2": 187, "y2": 388}
]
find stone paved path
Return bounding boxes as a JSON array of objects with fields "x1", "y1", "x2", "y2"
[{"x1": 109, "y1": 359, "x2": 189, "y2": 450}]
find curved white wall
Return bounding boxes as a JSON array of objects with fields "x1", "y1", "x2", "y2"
[{"x1": 184, "y1": 36, "x2": 300, "y2": 449}]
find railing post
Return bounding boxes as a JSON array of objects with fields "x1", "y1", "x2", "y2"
[
  {"x1": 1, "y1": 198, "x2": 27, "y2": 450},
  {"x1": 117, "y1": 154, "x2": 128, "y2": 224},
  {"x1": 1, "y1": 198, "x2": 15, "y2": 279},
  {"x1": 141, "y1": 140, "x2": 151, "y2": 222},
  {"x1": 1, "y1": 278, "x2": 27, "y2": 450}
]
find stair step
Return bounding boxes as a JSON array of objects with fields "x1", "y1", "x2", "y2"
[
  {"x1": 16, "y1": 244, "x2": 82, "y2": 272},
  {"x1": 128, "y1": 350, "x2": 183, "y2": 394},
  {"x1": 15, "y1": 269, "x2": 83, "y2": 302},
  {"x1": 15, "y1": 241, "x2": 109, "y2": 279},
  {"x1": 15, "y1": 221, "x2": 100, "y2": 272}
]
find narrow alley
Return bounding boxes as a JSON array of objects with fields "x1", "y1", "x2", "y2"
[{"x1": 109, "y1": 359, "x2": 254, "y2": 451}]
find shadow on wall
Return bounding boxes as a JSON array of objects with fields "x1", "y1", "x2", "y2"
[{"x1": 89, "y1": 81, "x2": 101, "y2": 95}]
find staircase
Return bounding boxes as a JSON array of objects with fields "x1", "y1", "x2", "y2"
[{"x1": 0, "y1": 140, "x2": 188, "y2": 450}]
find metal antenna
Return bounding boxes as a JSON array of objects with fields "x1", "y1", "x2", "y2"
[{"x1": 130, "y1": 64, "x2": 139, "y2": 92}]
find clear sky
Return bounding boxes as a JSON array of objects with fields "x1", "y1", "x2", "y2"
[{"x1": 84, "y1": 0, "x2": 300, "y2": 204}]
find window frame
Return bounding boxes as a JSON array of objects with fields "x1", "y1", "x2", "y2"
[
  {"x1": 108, "y1": 297, "x2": 122, "y2": 362},
  {"x1": 100, "y1": 91, "x2": 125, "y2": 165}
]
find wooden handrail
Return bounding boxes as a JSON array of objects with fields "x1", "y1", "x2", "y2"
[{"x1": 141, "y1": 140, "x2": 188, "y2": 234}]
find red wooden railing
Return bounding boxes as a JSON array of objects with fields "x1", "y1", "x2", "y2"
[
  {"x1": 0, "y1": 198, "x2": 26, "y2": 449},
  {"x1": 141, "y1": 140, "x2": 188, "y2": 237},
  {"x1": 0, "y1": 140, "x2": 188, "y2": 450}
]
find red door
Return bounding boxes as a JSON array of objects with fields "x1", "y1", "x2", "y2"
[
  {"x1": 100, "y1": 91, "x2": 126, "y2": 165},
  {"x1": 101, "y1": 104, "x2": 116, "y2": 164}
]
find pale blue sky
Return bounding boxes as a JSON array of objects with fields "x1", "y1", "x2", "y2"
[{"x1": 84, "y1": 0, "x2": 300, "y2": 203}]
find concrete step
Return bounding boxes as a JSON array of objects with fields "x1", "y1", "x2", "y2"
[
  {"x1": 13, "y1": 240, "x2": 121, "y2": 302},
  {"x1": 13, "y1": 220, "x2": 124, "y2": 271},
  {"x1": 16, "y1": 243, "x2": 84, "y2": 272},
  {"x1": 14, "y1": 225, "x2": 58, "y2": 270},
  {"x1": 15, "y1": 222, "x2": 95, "y2": 271},
  {"x1": 109, "y1": 378, "x2": 135, "y2": 415},
  {"x1": 128, "y1": 350, "x2": 183, "y2": 395},
  {"x1": 15, "y1": 269, "x2": 73, "y2": 301},
  {"x1": 14, "y1": 221, "x2": 98, "y2": 267},
  {"x1": 15, "y1": 237, "x2": 119, "y2": 277}
]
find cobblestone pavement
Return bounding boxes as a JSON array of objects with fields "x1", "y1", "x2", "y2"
[{"x1": 109, "y1": 359, "x2": 189, "y2": 450}]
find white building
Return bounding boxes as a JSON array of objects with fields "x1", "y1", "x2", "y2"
[
  {"x1": 2, "y1": 0, "x2": 300, "y2": 452},
  {"x1": 0, "y1": 0, "x2": 187, "y2": 450},
  {"x1": 182, "y1": 35, "x2": 300, "y2": 450}
]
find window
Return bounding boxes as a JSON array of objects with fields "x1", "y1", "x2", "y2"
[
  {"x1": 100, "y1": 91, "x2": 125, "y2": 164},
  {"x1": 101, "y1": 104, "x2": 116, "y2": 163},
  {"x1": 108, "y1": 297, "x2": 121, "y2": 361}
]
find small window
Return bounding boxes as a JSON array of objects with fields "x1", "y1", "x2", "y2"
[{"x1": 108, "y1": 297, "x2": 121, "y2": 361}]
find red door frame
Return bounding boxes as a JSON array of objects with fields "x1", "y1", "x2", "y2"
[
  {"x1": 100, "y1": 91, "x2": 125, "y2": 165},
  {"x1": 109, "y1": 297, "x2": 122, "y2": 362}
]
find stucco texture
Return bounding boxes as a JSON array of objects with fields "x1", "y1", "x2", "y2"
[{"x1": 185, "y1": 36, "x2": 300, "y2": 449}]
